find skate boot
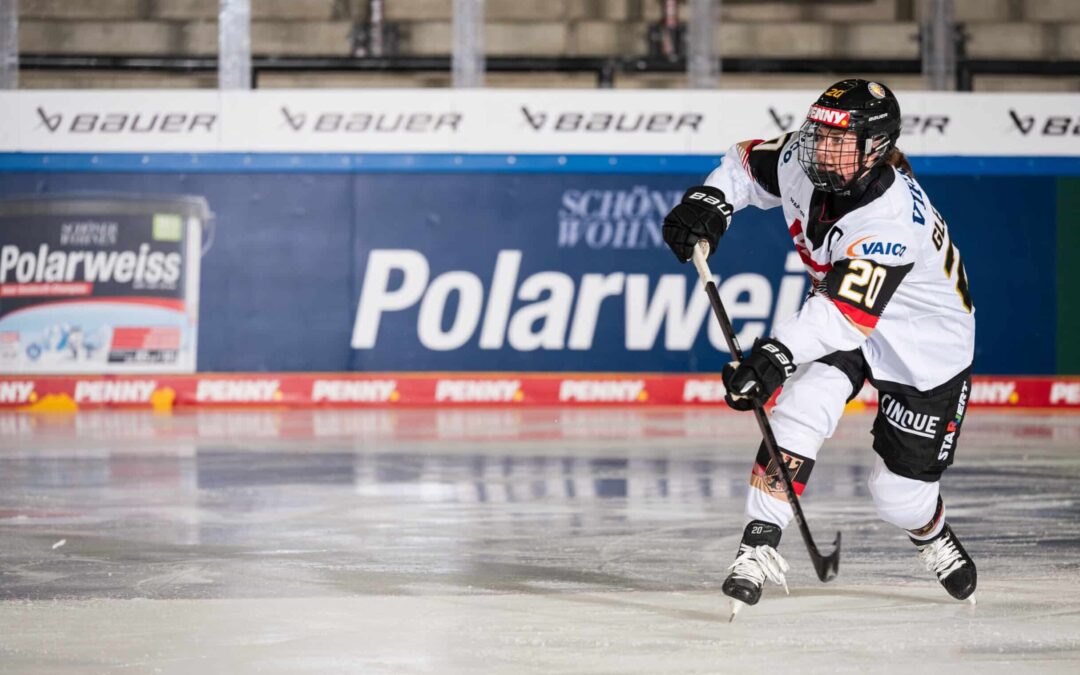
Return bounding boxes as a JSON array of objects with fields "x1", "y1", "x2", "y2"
[
  {"x1": 913, "y1": 522, "x2": 977, "y2": 602},
  {"x1": 722, "y1": 520, "x2": 789, "y2": 620}
]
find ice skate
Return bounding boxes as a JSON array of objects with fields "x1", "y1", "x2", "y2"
[
  {"x1": 722, "y1": 520, "x2": 789, "y2": 620},
  {"x1": 913, "y1": 522, "x2": 977, "y2": 602}
]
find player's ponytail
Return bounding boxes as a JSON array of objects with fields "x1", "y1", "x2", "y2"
[{"x1": 884, "y1": 147, "x2": 914, "y2": 177}]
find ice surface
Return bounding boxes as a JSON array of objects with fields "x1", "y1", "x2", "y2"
[{"x1": 1, "y1": 408, "x2": 1079, "y2": 673}]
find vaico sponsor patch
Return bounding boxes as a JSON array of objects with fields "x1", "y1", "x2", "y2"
[
  {"x1": 807, "y1": 105, "x2": 851, "y2": 128},
  {"x1": 845, "y1": 236, "x2": 908, "y2": 258}
]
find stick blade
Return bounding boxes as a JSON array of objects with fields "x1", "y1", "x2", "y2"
[{"x1": 812, "y1": 531, "x2": 842, "y2": 582}]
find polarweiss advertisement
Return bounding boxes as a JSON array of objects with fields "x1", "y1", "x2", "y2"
[
  {"x1": 0, "y1": 169, "x2": 1057, "y2": 374},
  {"x1": 0, "y1": 89, "x2": 1071, "y2": 375},
  {"x1": 348, "y1": 176, "x2": 805, "y2": 373},
  {"x1": 0, "y1": 195, "x2": 207, "y2": 374}
]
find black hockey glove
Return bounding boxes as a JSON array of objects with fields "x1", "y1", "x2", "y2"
[
  {"x1": 721, "y1": 338, "x2": 797, "y2": 411},
  {"x1": 663, "y1": 185, "x2": 733, "y2": 263}
]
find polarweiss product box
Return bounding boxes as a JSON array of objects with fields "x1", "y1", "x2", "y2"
[{"x1": 0, "y1": 194, "x2": 209, "y2": 374}]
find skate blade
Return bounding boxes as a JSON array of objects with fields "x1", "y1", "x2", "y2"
[
  {"x1": 728, "y1": 599, "x2": 746, "y2": 623},
  {"x1": 967, "y1": 594, "x2": 977, "y2": 606}
]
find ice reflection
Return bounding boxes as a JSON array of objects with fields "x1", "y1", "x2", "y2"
[
  {"x1": 1, "y1": 412, "x2": 1079, "y2": 669},
  {"x1": 0, "y1": 446, "x2": 875, "y2": 507}
]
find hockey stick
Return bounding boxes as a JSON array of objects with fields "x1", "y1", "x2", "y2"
[{"x1": 691, "y1": 239, "x2": 841, "y2": 582}]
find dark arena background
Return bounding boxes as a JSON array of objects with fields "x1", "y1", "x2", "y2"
[{"x1": 1, "y1": 1, "x2": 1079, "y2": 673}]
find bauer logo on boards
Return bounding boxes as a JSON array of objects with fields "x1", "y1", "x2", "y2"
[
  {"x1": 36, "y1": 107, "x2": 216, "y2": 135},
  {"x1": 767, "y1": 108, "x2": 797, "y2": 133},
  {"x1": 520, "y1": 107, "x2": 703, "y2": 134},
  {"x1": 278, "y1": 107, "x2": 462, "y2": 134},
  {"x1": 1008, "y1": 110, "x2": 1080, "y2": 136}
]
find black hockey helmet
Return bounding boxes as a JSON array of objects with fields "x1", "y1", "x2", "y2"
[{"x1": 796, "y1": 79, "x2": 902, "y2": 192}]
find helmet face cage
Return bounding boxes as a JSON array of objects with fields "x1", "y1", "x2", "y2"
[{"x1": 797, "y1": 119, "x2": 893, "y2": 193}]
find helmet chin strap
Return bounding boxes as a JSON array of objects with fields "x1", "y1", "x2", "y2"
[
  {"x1": 834, "y1": 138, "x2": 889, "y2": 195},
  {"x1": 820, "y1": 170, "x2": 848, "y2": 192},
  {"x1": 836, "y1": 162, "x2": 885, "y2": 197}
]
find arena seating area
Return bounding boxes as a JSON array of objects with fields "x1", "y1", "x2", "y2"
[{"x1": 15, "y1": 0, "x2": 1080, "y2": 89}]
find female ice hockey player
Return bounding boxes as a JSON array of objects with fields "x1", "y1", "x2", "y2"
[{"x1": 662, "y1": 79, "x2": 976, "y2": 615}]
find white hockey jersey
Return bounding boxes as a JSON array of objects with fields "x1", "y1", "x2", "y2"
[{"x1": 705, "y1": 132, "x2": 975, "y2": 392}]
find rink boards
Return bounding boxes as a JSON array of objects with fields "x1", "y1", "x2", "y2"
[
  {"x1": 0, "y1": 90, "x2": 1078, "y2": 377},
  {"x1": 1, "y1": 373, "x2": 1078, "y2": 410}
]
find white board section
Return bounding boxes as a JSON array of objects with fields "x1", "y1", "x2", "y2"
[{"x1": 0, "y1": 89, "x2": 1076, "y2": 156}]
